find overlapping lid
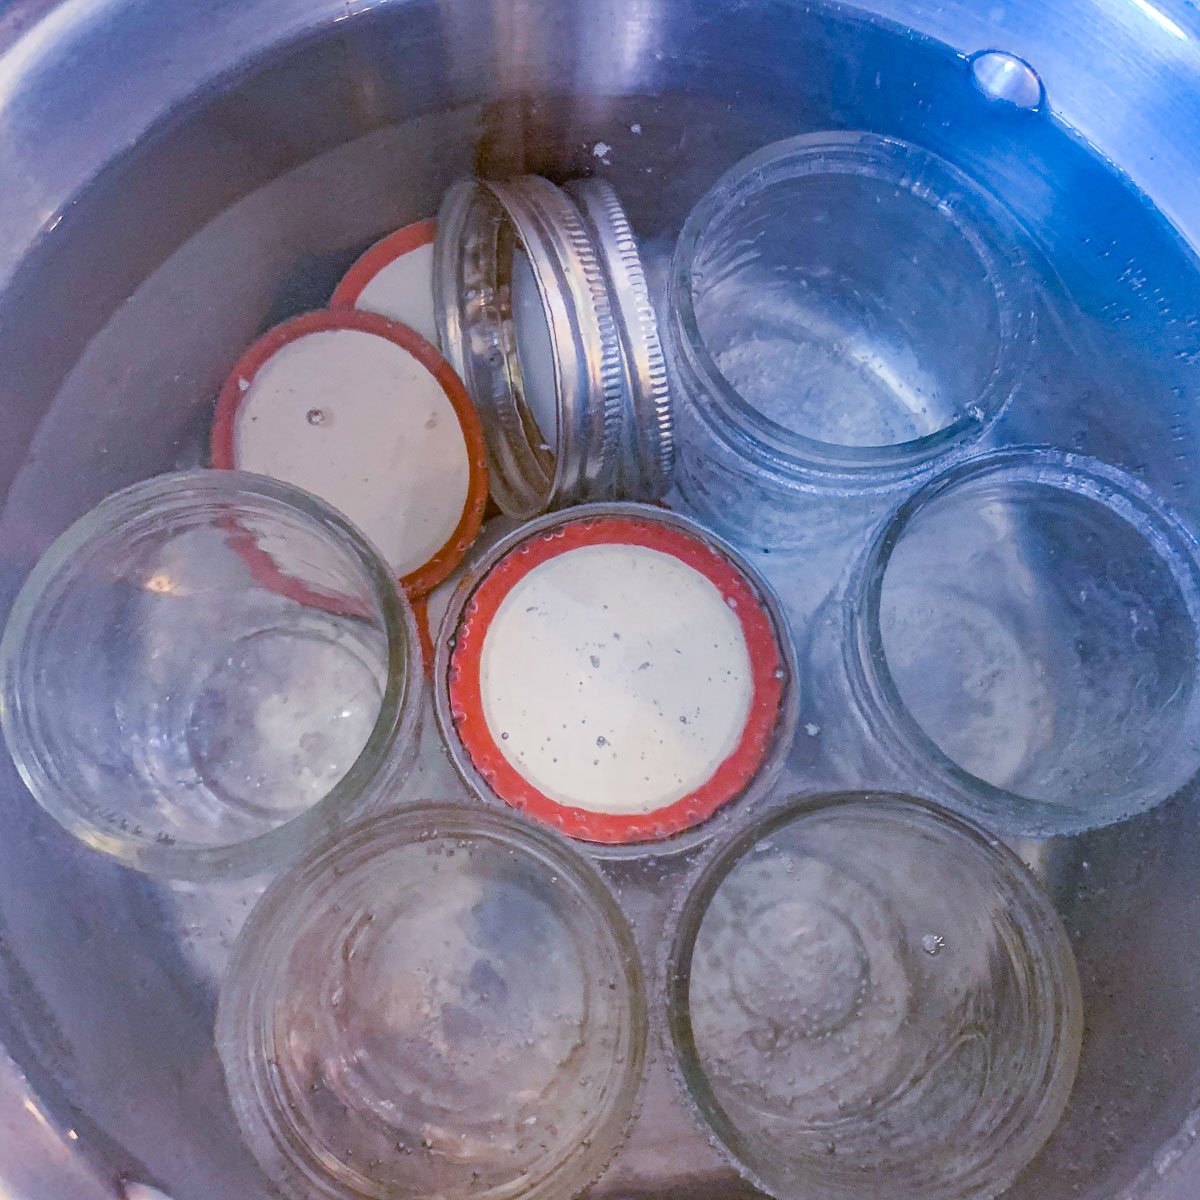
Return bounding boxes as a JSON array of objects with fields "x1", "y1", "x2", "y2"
[
  {"x1": 212, "y1": 308, "x2": 488, "y2": 599},
  {"x1": 330, "y1": 218, "x2": 441, "y2": 347}
]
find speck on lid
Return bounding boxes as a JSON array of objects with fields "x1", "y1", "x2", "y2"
[{"x1": 435, "y1": 504, "x2": 796, "y2": 846}]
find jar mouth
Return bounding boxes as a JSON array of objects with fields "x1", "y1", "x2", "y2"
[
  {"x1": 669, "y1": 131, "x2": 1034, "y2": 481},
  {"x1": 845, "y1": 449, "x2": 1200, "y2": 835},
  {"x1": 0, "y1": 469, "x2": 421, "y2": 879},
  {"x1": 217, "y1": 804, "x2": 648, "y2": 1200},
  {"x1": 666, "y1": 790, "x2": 1082, "y2": 1200}
]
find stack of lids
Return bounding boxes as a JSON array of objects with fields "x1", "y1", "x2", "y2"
[
  {"x1": 212, "y1": 220, "x2": 488, "y2": 602},
  {"x1": 211, "y1": 176, "x2": 674, "y2": 601}
]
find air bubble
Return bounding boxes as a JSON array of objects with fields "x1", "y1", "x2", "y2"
[{"x1": 969, "y1": 50, "x2": 1044, "y2": 110}]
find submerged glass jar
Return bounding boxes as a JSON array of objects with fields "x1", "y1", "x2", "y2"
[
  {"x1": 802, "y1": 449, "x2": 1200, "y2": 837},
  {"x1": 0, "y1": 470, "x2": 423, "y2": 878},
  {"x1": 217, "y1": 803, "x2": 647, "y2": 1200},
  {"x1": 667, "y1": 791, "x2": 1082, "y2": 1200},
  {"x1": 666, "y1": 131, "x2": 1034, "y2": 554}
]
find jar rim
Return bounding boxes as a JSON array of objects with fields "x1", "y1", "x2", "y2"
[
  {"x1": 664, "y1": 788, "x2": 1083, "y2": 1200},
  {"x1": 216, "y1": 802, "x2": 648, "y2": 1200},
  {"x1": 668, "y1": 130, "x2": 1035, "y2": 481},
  {"x1": 0, "y1": 468, "x2": 422, "y2": 879},
  {"x1": 845, "y1": 447, "x2": 1200, "y2": 835}
]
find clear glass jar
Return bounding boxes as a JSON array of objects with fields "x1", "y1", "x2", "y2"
[
  {"x1": 0, "y1": 470, "x2": 423, "y2": 878},
  {"x1": 803, "y1": 449, "x2": 1200, "y2": 836},
  {"x1": 667, "y1": 790, "x2": 1082, "y2": 1200},
  {"x1": 666, "y1": 131, "x2": 1034, "y2": 554},
  {"x1": 216, "y1": 803, "x2": 647, "y2": 1200}
]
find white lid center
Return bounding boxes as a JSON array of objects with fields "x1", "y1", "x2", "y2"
[
  {"x1": 235, "y1": 328, "x2": 470, "y2": 578},
  {"x1": 478, "y1": 542, "x2": 754, "y2": 814},
  {"x1": 354, "y1": 240, "x2": 440, "y2": 347}
]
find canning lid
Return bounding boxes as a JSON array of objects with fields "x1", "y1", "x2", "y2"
[
  {"x1": 667, "y1": 791, "x2": 1082, "y2": 1200},
  {"x1": 216, "y1": 804, "x2": 647, "y2": 1200},
  {"x1": 330, "y1": 218, "x2": 441, "y2": 347},
  {"x1": 434, "y1": 503, "x2": 796, "y2": 848},
  {"x1": 564, "y1": 178, "x2": 675, "y2": 499},
  {"x1": 212, "y1": 308, "x2": 489, "y2": 599},
  {"x1": 434, "y1": 176, "x2": 625, "y2": 518}
]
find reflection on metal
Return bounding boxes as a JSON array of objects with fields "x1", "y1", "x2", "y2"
[
  {"x1": 21, "y1": 1097, "x2": 50, "y2": 1131},
  {"x1": 1129, "y1": 0, "x2": 1189, "y2": 41},
  {"x1": 121, "y1": 1185, "x2": 175, "y2": 1200}
]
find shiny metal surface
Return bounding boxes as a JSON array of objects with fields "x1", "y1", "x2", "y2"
[
  {"x1": 2, "y1": 1, "x2": 1200, "y2": 1199},
  {"x1": 434, "y1": 177, "x2": 562, "y2": 517},
  {"x1": 487, "y1": 175, "x2": 626, "y2": 503},
  {"x1": 564, "y1": 178, "x2": 675, "y2": 499},
  {"x1": 451, "y1": 173, "x2": 625, "y2": 513},
  {"x1": 969, "y1": 50, "x2": 1045, "y2": 110}
]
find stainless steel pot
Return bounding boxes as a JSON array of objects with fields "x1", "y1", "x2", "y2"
[{"x1": 2, "y1": 1, "x2": 1200, "y2": 1197}]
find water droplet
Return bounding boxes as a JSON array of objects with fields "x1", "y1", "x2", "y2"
[{"x1": 969, "y1": 50, "x2": 1043, "y2": 110}]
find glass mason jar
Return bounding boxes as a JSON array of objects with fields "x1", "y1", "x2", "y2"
[
  {"x1": 217, "y1": 803, "x2": 647, "y2": 1200},
  {"x1": 666, "y1": 131, "x2": 1034, "y2": 556},
  {"x1": 667, "y1": 790, "x2": 1082, "y2": 1200},
  {"x1": 802, "y1": 449, "x2": 1200, "y2": 837},
  {"x1": 0, "y1": 469, "x2": 423, "y2": 878}
]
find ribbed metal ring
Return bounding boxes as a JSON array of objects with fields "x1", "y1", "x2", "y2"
[
  {"x1": 566, "y1": 178, "x2": 675, "y2": 499},
  {"x1": 486, "y1": 176, "x2": 625, "y2": 505},
  {"x1": 433, "y1": 179, "x2": 554, "y2": 519},
  {"x1": 434, "y1": 175, "x2": 625, "y2": 518}
]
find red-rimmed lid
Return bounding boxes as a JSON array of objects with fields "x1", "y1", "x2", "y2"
[
  {"x1": 416, "y1": 515, "x2": 522, "y2": 681},
  {"x1": 212, "y1": 308, "x2": 488, "y2": 600},
  {"x1": 330, "y1": 219, "x2": 440, "y2": 348},
  {"x1": 444, "y1": 512, "x2": 789, "y2": 843},
  {"x1": 412, "y1": 595, "x2": 437, "y2": 681}
]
